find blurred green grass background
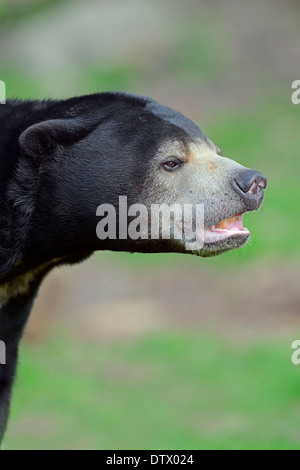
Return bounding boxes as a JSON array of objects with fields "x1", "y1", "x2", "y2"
[
  {"x1": 1, "y1": 0, "x2": 300, "y2": 450},
  {"x1": 7, "y1": 335, "x2": 300, "y2": 450}
]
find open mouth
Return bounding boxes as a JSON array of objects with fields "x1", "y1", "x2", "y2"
[
  {"x1": 204, "y1": 214, "x2": 250, "y2": 245},
  {"x1": 178, "y1": 213, "x2": 250, "y2": 253}
]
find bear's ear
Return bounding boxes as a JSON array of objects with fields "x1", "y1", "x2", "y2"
[{"x1": 19, "y1": 117, "x2": 97, "y2": 158}]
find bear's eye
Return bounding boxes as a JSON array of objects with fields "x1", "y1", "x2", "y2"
[{"x1": 163, "y1": 158, "x2": 182, "y2": 171}]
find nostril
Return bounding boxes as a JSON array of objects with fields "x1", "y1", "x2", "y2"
[
  {"x1": 234, "y1": 171, "x2": 267, "y2": 196},
  {"x1": 258, "y1": 178, "x2": 267, "y2": 190}
]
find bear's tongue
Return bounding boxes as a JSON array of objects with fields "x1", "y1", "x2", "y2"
[{"x1": 210, "y1": 214, "x2": 247, "y2": 233}]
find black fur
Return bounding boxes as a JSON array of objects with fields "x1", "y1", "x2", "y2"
[{"x1": 0, "y1": 92, "x2": 208, "y2": 444}]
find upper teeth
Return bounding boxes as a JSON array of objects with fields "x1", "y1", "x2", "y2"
[
  {"x1": 210, "y1": 215, "x2": 241, "y2": 232},
  {"x1": 215, "y1": 219, "x2": 229, "y2": 230}
]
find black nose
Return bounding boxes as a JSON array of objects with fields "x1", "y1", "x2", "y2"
[{"x1": 232, "y1": 170, "x2": 267, "y2": 210}]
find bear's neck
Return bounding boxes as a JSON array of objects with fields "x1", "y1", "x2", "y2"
[{"x1": 0, "y1": 275, "x2": 43, "y2": 446}]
